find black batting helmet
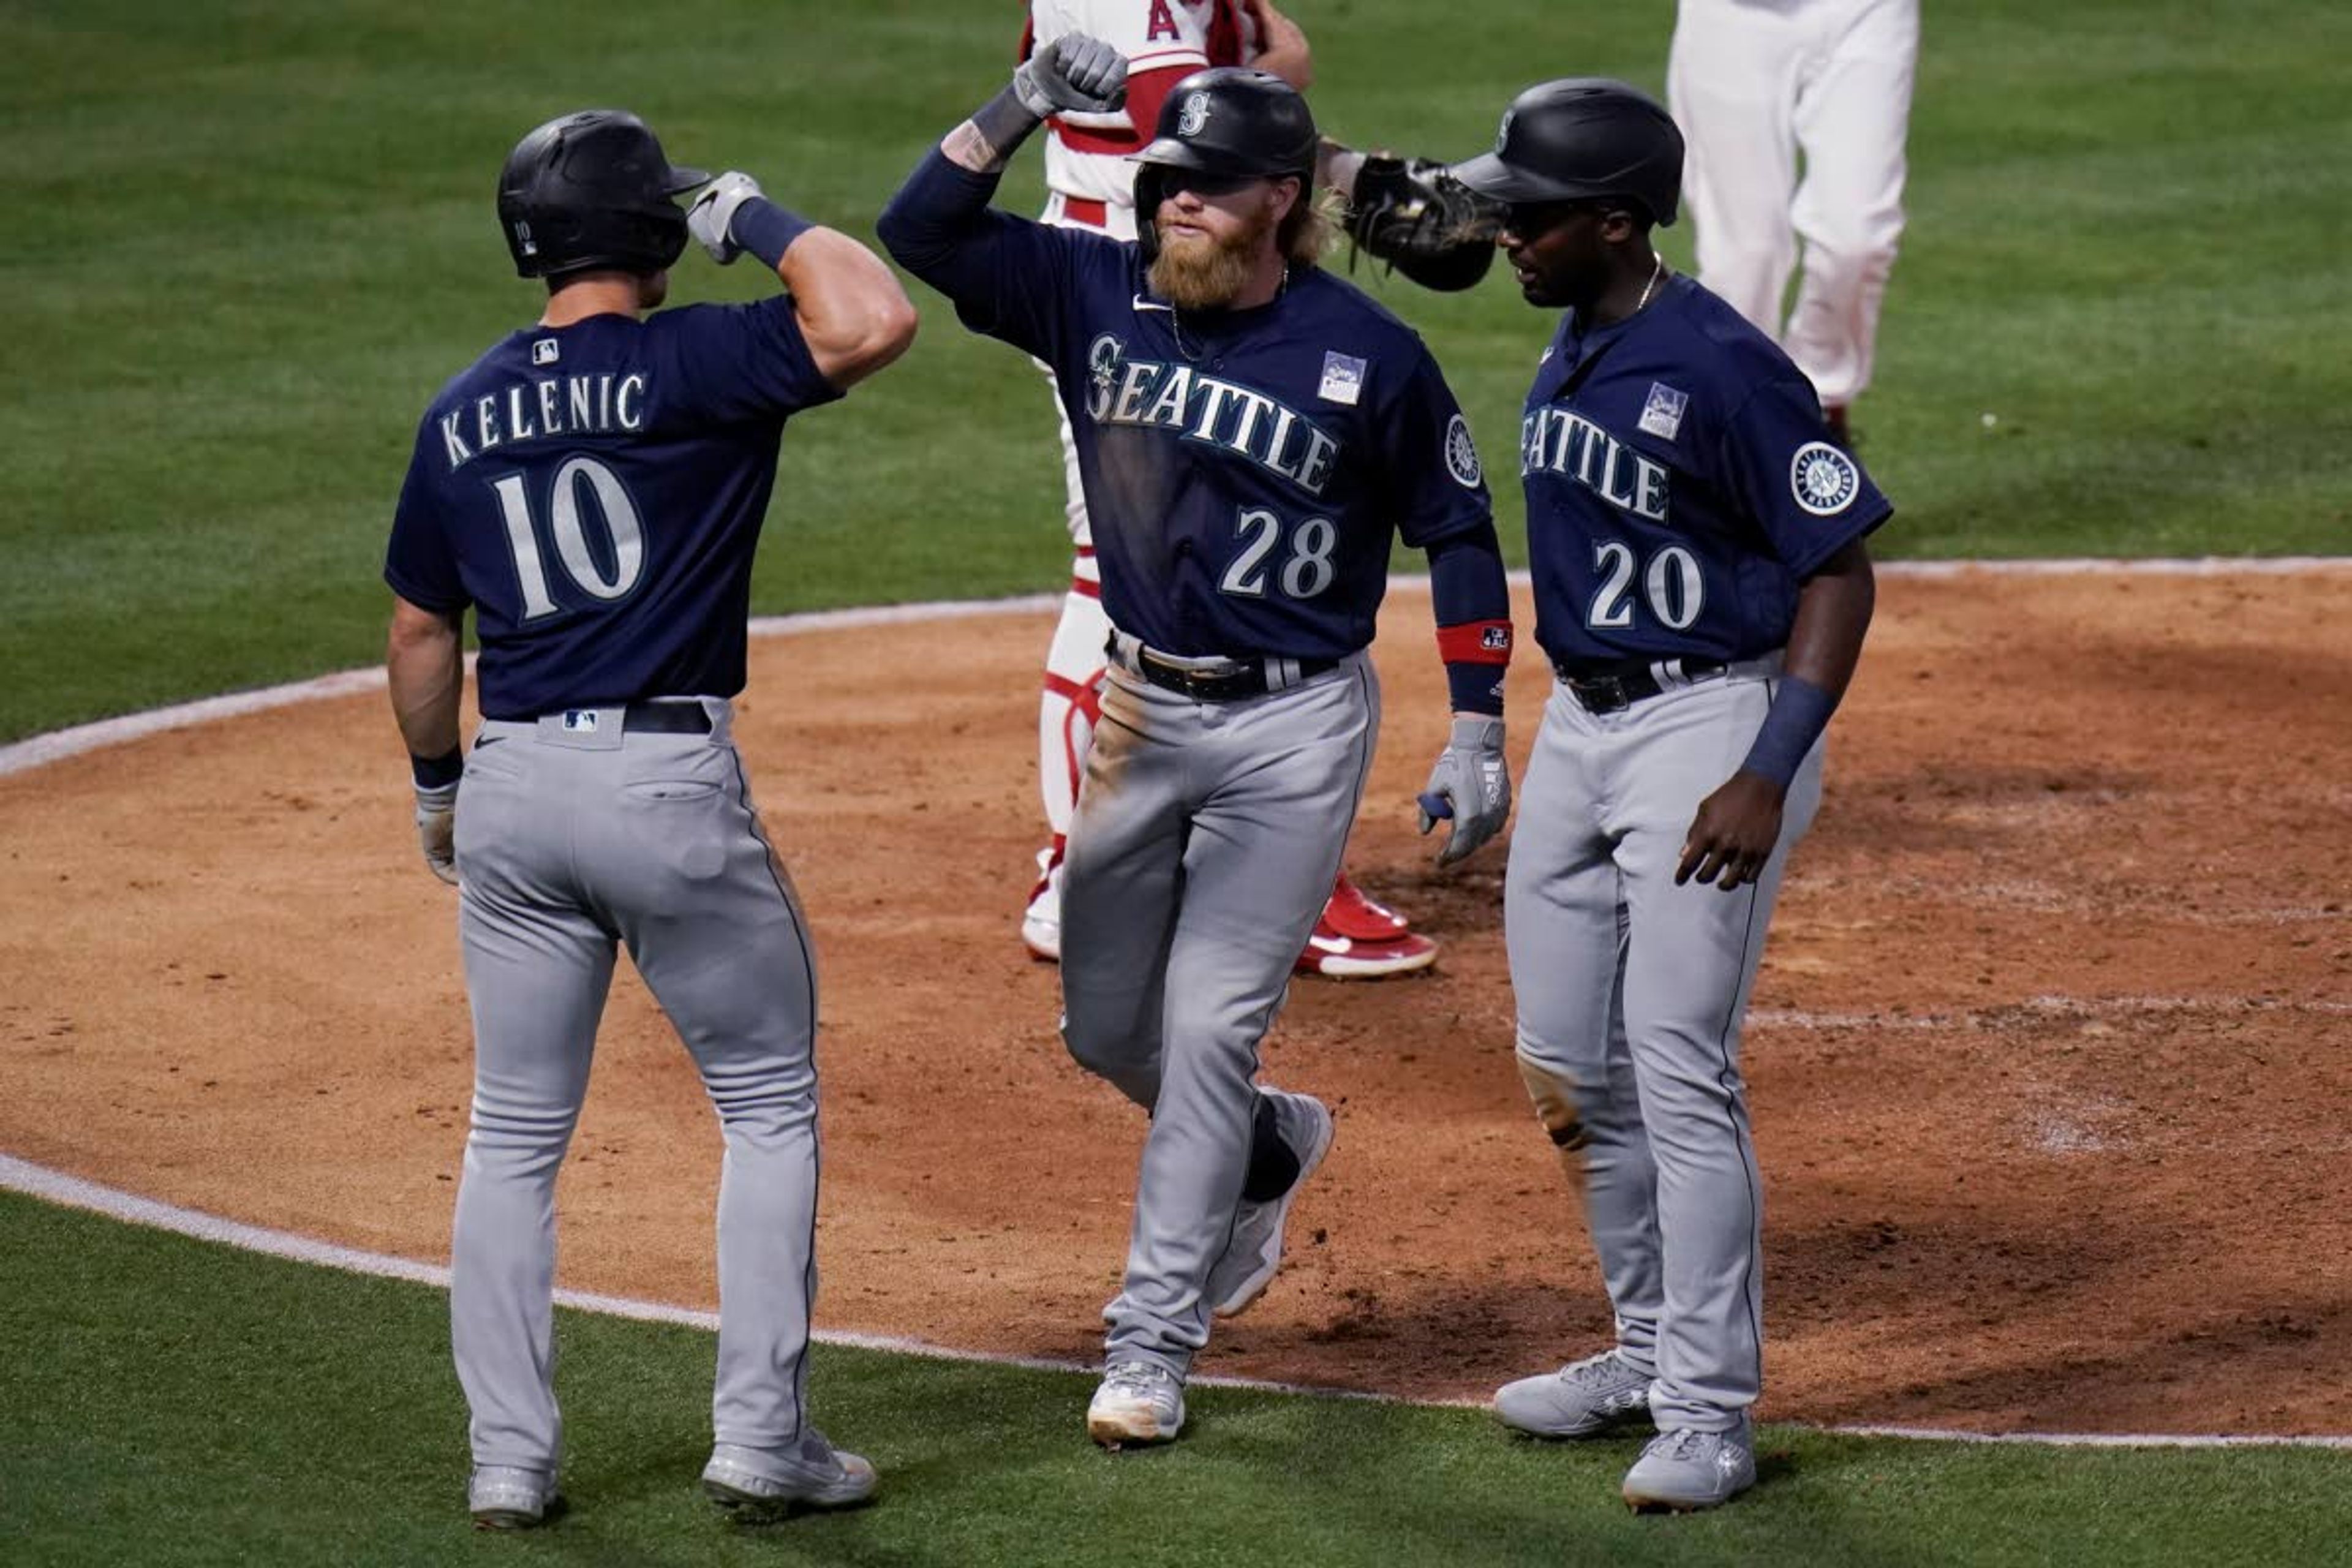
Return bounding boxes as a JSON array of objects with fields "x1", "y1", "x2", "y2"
[
  {"x1": 1449, "y1": 79, "x2": 1683, "y2": 227},
  {"x1": 496, "y1": 110, "x2": 711, "y2": 281},
  {"x1": 1131, "y1": 68, "x2": 1317, "y2": 259}
]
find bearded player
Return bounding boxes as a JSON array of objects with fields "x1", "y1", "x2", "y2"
[
  {"x1": 881, "y1": 45, "x2": 1514, "y2": 1446},
  {"x1": 1016, "y1": 0, "x2": 1438, "y2": 980}
]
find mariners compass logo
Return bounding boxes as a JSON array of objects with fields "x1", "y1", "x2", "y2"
[
  {"x1": 1178, "y1": 92, "x2": 1212, "y2": 137},
  {"x1": 1444, "y1": 414, "x2": 1483, "y2": 489},
  {"x1": 1790, "y1": 441, "x2": 1861, "y2": 515}
]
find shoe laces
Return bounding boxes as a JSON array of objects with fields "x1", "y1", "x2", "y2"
[
  {"x1": 1559, "y1": 1351, "x2": 1640, "y2": 1389},
  {"x1": 1104, "y1": 1363, "x2": 1174, "y2": 1400},
  {"x1": 1649, "y1": 1428, "x2": 1717, "y2": 1463}
]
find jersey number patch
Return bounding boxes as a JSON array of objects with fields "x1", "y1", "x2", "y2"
[
  {"x1": 489, "y1": 456, "x2": 647, "y2": 619},
  {"x1": 1220, "y1": 506, "x2": 1339, "y2": 600},
  {"x1": 1588, "y1": 540, "x2": 1704, "y2": 632}
]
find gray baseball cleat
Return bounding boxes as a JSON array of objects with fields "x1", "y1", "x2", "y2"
[
  {"x1": 1494, "y1": 1349, "x2": 1656, "y2": 1438},
  {"x1": 701, "y1": 1431, "x2": 878, "y2": 1520},
  {"x1": 1207, "y1": 1089, "x2": 1335, "y2": 1317},
  {"x1": 1621, "y1": 1417, "x2": 1757, "y2": 1512},
  {"x1": 1087, "y1": 1361, "x2": 1186, "y2": 1448},
  {"x1": 468, "y1": 1465, "x2": 560, "y2": 1530}
]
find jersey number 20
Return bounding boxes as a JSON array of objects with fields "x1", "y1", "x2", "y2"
[
  {"x1": 1220, "y1": 506, "x2": 1338, "y2": 600},
  {"x1": 489, "y1": 456, "x2": 646, "y2": 619},
  {"x1": 1588, "y1": 540, "x2": 1703, "y2": 631}
]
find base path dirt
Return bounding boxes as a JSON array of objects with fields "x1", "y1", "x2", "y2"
[{"x1": 4, "y1": 569, "x2": 2348, "y2": 1436}]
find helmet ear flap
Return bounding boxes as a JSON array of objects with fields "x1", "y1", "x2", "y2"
[{"x1": 1134, "y1": 165, "x2": 1168, "y2": 265}]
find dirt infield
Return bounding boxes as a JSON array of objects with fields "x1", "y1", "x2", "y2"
[{"x1": 3, "y1": 569, "x2": 2347, "y2": 1436}]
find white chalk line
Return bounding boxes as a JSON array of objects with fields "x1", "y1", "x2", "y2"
[
  {"x1": 2, "y1": 1155, "x2": 2345, "y2": 1451},
  {"x1": 5, "y1": 560, "x2": 2352, "y2": 1453},
  {"x1": 6, "y1": 556, "x2": 2348, "y2": 780}
]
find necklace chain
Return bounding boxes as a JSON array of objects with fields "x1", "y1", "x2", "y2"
[{"x1": 1635, "y1": 252, "x2": 1666, "y2": 314}]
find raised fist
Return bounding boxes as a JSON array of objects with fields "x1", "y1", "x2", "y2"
[
  {"x1": 1014, "y1": 33, "x2": 1129, "y2": 119},
  {"x1": 687, "y1": 170, "x2": 764, "y2": 265}
]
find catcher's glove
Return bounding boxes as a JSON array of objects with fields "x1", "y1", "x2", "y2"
[{"x1": 1341, "y1": 155, "x2": 1504, "y2": 293}]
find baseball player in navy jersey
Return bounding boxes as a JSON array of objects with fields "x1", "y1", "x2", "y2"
[
  {"x1": 1670, "y1": 0, "x2": 1919, "y2": 446},
  {"x1": 382, "y1": 108, "x2": 915, "y2": 1529},
  {"x1": 1446, "y1": 81, "x2": 1884, "y2": 1510},
  {"x1": 880, "y1": 43, "x2": 1515, "y2": 1446},
  {"x1": 1017, "y1": 1, "x2": 1442, "y2": 981}
]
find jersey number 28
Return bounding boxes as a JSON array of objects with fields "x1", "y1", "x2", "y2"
[
  {"x1": 1220, "y1": 506, "x2": 1338, "y2": 600},
  {"x1": 1588, "y1": 540, "x2": 1703, "y2": 631},
  {"x1": 489, "y1": 456, "x2": 647, "y2": 619}
]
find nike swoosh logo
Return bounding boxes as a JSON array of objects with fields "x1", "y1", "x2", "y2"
[
  {"x1": 1305, "y1": 935, "x2": 1353, "y2": 955},
  {"x1": 1133, "y1": 295, "x2": 1174, "y2": 314},
  {"x1": 473, "y1": 736, "x2": 505, "y2": 750}
]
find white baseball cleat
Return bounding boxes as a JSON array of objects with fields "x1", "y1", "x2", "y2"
[
  {"x1": 1494, "y1": 1348, "x2": 1656, "y2": 1438},
  {"x1": 468, "y1": 1465, "x2": 560, "y2": 1530},
  {"x1": 1621, "y1": 1418, "x2": 1757, "y2": 1512},
  {"x1": 1207, "y1": 1090, "x2": 1335, "y2": 1317},
  {"x1": 701, "y1": 1433, "x2": 878, "y2": 1518},
  {"x1": 1087, "y1": 1362, "x2": 1186, "y2": 1448},
  {"x1": 1022, "y1": 846, "x2": 1062, "y2": 962}
]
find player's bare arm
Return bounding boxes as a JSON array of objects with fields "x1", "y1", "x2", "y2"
[
  {"x1": 1243, "y1": 0, "x2": 1314, "y2": 90},
  {"x1": 1676, "y1": 536, "x2": 1876, "y2": 890},
  {"x1": 385, "y1": 594, "x2": 465, "y2": 884},
  {"x1": 686, "y1": 173, "x2": 917, "y2": 388}
]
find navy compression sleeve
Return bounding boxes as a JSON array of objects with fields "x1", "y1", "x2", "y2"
[{"x1": 1428, "y1": 524, "x2": 1513, "y2": 716}]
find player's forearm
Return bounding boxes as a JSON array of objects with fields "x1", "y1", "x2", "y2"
[
  {"x1": 780, "y1": 228, "x2": 919, "y2": 390},
  {"x1": 1781, "y1": 537, "x2": 1875, "y2": 701},
  {"x1": 1245, "y1": 1, "x2": 1314, "y2": 90},
  {"x1": 1427, "y1": 524, "x2": 1513, "y2": 716},
  {"x1": 1738, "y1": 538, "x2": 1874, "y2": 787},
  {"x1": 877, "y1": 147, "x2": 1013, "y2": 276},
  {"x1": 944, "y1": 86, "x2": 1047, "y2": 175},
  {"x1": 386, "y1": 601, "x2": 464, "y2": 762}
]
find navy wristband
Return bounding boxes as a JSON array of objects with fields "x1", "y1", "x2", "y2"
[
  {"x1": 1740, "y1": 676, "x2": 1836, "y2": 788},
  {"x1": 1444, "y1": 661, "x2": 1506, "y2": 717},
  {"x1": 732, "y1": 198, "x2": 815, "y2": 270},
  {"x1": 410, "y1": 747, "x2": 463, "y2": 791}
]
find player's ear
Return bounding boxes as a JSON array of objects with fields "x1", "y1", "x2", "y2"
[{"x1": 1268, "y1": 175, "x2": 1302, "y2": 226}]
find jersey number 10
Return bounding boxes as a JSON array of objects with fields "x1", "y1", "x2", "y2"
[{"x1": 489, "y1": 456, "x2": 647, "y2": 620}]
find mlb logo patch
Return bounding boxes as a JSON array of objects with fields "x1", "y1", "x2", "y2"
[
  {"x1": 1638, "y1": 382, "x2": 1688, "y2": 441},
  {"x1": 532, "y1": 338, "x2": 560, "y2": 366},
  {"x1": 1317, "y1": 351, "x2": 1367, "y2": 406},
  {"x1": 1480, "y1": 625, "x2": 1512, "y2": 652},
  {"x1": 561, "y1": 710, "x2": 600, "y2": 733}
]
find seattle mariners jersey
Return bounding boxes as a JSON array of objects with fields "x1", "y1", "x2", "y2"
[
  {"x1": 385, "y1": 298, "x2": 839, "y2": 719},
  {"x1": 922, "y1": 212, "x2": 1493, "y2": 659},
  {"x1": 1521, "y1": 274, "x2": 1891, "y2": 667}
]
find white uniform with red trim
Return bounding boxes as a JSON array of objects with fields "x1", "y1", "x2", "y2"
[
  {"x1": 1020, "y1": 0, "x2": 1259, "y2": 955},
  {"x1": 1667, "y1": 0, "x2": 1918, "y2": 414}
]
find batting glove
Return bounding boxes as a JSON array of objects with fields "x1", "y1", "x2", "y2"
[
  {"x1": 1014, "y1": 33, "x2": 1129, "y2": 119},
  {"x1": 1419, "y1": 716, "x2": 1509, "y2": 867},
  {"x1": 415, "y1": 780, "x2": 459, "y2": 886},
  {"x1": 687, "y1": 171, "x2": 763, "y2": 265}
]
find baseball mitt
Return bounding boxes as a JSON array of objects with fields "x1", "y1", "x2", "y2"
[{"x1": 1341, "y1": 155, "x2": 1503, "y2": 293}]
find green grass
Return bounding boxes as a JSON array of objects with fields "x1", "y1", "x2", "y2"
[
  {"x1": 2, "y1": 0, "x2": 2348, "y2": 740},
  {"x1": 2, "y1": 1188, "x2": 2343, "y2": 1567},
  {"x1": 3, "y1": 4, "x2": 2350, "y2": 1561}
]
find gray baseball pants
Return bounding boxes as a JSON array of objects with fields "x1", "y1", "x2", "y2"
[
  {"x1": 448, "y1": 699, "x2": 822, "y2": 1473},
  {"x1": 1504, "y1": 668, "x2": 1822, "y2": 1433},
  {"x1": 1059, "y1": 654, "x2": 1377, "y2": 1378}
]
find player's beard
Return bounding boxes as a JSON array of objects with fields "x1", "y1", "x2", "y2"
[{"x1": 1149, "y1": 213, "x2": 1269, "y2": 311}]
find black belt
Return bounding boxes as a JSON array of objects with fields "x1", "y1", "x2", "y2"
[
  {"x1": 1551, "y1": 656, "x2": 1725, "y2": 714},
  {"x1": 620, "y1": 703, "x2": 712, "y2": 734},
  {"x1": 1130, "y1": 649, "x2": 1337, "y2": 702}
]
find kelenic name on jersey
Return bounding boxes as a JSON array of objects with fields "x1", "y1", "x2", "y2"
[
  {"x1": 1085, "y1": 333, "x2": 1341, "y2": 496},
  {"x1": 437, "y1": 371, "x2": 652, "y2": 473}
]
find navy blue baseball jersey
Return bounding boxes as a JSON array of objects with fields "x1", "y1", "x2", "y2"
[
  {"x1": 385, "y1": 298, "x2": 840, "y2": 720},
  {"x1": 902, "y1": 197, "x2": 1493, "y2": 660},
  {"x1": 1520, "y1": 274, "x2": 1891, "y2": 668}
]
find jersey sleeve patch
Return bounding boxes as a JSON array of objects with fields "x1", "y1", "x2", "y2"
[
  {"x1": 1789, "y1": 441, "x2": 1861, "y2": 516},
  {"x1": 1444, "y1": 413, "x2": 1483, "y2": 489}
]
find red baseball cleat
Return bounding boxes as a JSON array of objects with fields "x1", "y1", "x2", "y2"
[{"x1": 1295, "y1": 872, "x2": 1438, "y2": 979}]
